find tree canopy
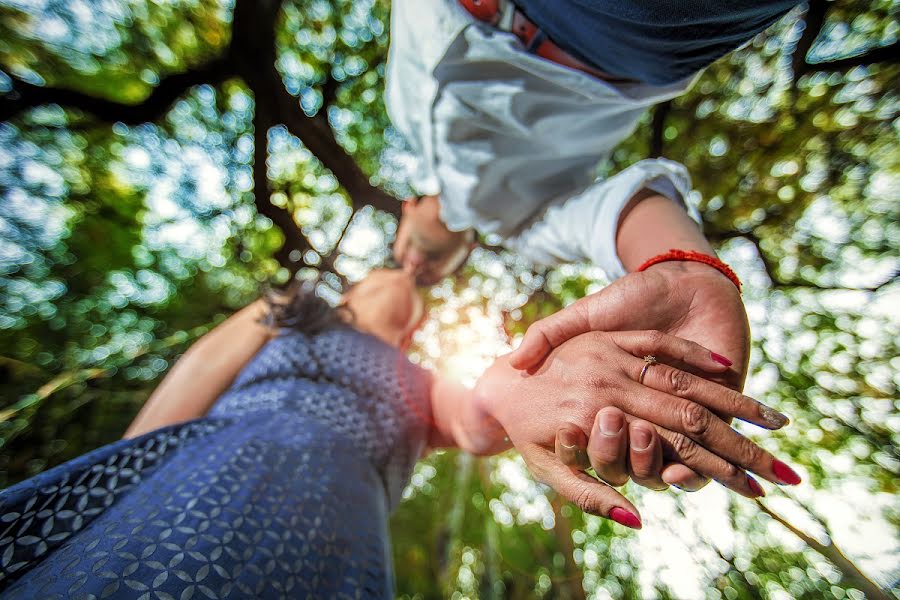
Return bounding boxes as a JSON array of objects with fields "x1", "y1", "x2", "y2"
[{"x1": 0, "y1": 0, "x2": 897, "y2": 598}]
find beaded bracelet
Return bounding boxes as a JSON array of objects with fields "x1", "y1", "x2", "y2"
[{"x1": 636, "y1": 249, "x2": 742, "y2": 292}]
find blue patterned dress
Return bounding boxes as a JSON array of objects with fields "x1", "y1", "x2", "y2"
[{"x1": 0, "y1": 327, "x2": 433, "y2": 599}]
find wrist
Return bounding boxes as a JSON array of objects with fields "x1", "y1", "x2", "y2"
[
  {"x1": 616, "y1": 192, "x2": 714, "y2": 272},
  {"x1": 643, "y1": 257, "x2": 722, "y2": 277},
  {"x1": 467, "y1": 374, "x2": 514, "y2": 455},
  {"x1": 639, "y1": 250, "x2": 741, "y2": 291}
]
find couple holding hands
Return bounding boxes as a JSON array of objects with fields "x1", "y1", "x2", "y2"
[
  {"x1": 0, "y1": 0, "x2": 802, "y2": 597},
  {"x1": 388, "y1": 0, "x2": 799, "y2": 531}
]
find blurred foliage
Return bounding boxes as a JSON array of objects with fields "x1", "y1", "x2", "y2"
[{"x1": 0, "y1": 0, "x2": 897, "y2": 598}]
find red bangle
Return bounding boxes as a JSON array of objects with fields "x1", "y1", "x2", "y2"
[{"x1": 636, "y1": 249, "x2": 742, "y2": 292}]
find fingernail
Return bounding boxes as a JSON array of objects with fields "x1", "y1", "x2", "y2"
[
  {"x1": 631, "y1": 427, "x2": 652, "y2": 451},
  {"x1": 772, "y1": 459, "x2": 801, "y2": 485},
  {"x1": 558, "y1": 428, "x2": 580, "y2": 449},
  {"x1": 609, "y1": 507, "x2": 642, "y2": 530},
  {"x1": 747, "y1": 476, "x2": 765, "y2": 497},
  {"x1": 711, "y1": 352, "x2": 733, "y2": 367},
  {"x1": 759, "y1": 404, "x2": 790, "y2": 429},
  {"x1": 599, "y1": 410, "x2": 624, "y2": 435}
]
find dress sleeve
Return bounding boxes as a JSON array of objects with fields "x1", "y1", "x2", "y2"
[
  {"x1": 380, "y1": 355, "x2": 435, "y2": 510},
  {"x1": 503, "y1": 158, "x2": 700, "y2": 279},
  {"x1": 395, "y1": 358, "x2": 434, "y2": 460}
]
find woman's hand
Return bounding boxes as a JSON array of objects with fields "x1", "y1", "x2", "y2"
[
  {"x1": 509, "y1": 261, "x2": 751, "y2": 392},
  {"x1": 476, "y1": 330, "x2": 797, "y2": 527}
]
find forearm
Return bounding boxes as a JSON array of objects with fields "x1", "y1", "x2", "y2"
[
  {"x1": 428, "y1": 376, "x2": 510, "y2": 456},
  {"x1": 616, "y1": 190, "x2": 715, "y2": 272},
  {"x1": 613, "y1": 192, "x2": 750, "y2": 388},
  {"x1": 506, "y1": 159, "x2": 698, "y2": 278},
  {"x1": 124, "y1": 300, "x2": 274, "y2": 438}
]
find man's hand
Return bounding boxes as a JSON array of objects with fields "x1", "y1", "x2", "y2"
[
  {"x1": 511, "y1": 262, "x2": 750, "y2": 386},
  {"x1": 476, "y1": 330, "x2": 797, "y2": 528},
  {"x1": 556, "y1": 409, "x2": 699, "y2": 492},
  {"x1": 507, "y1": 261, "x2": 754, "y2": 489}
]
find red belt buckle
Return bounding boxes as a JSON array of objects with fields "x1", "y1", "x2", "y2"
[{"x1": 459, "y1": 0, "x2": 501, "y2": 25}]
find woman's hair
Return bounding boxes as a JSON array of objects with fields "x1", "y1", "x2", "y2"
[{"x1": 261, "y1": 279, "x2": 352, "y2": 335}]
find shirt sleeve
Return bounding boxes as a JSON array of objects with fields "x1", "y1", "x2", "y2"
[
  {"x1": 384, "y1": 0, "x2": 470, "y2": 198},
  {"x1": 503, "y1": 158, "x2": 700, "y2": 280}
]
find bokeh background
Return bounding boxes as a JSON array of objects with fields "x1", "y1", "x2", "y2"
[{"x1": 0, "y1": 0, "x2": 898, "y2": 598}]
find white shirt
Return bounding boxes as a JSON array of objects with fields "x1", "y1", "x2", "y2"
[{"x1": 385, "y1": 0, "x2": 701, "y2": 278}]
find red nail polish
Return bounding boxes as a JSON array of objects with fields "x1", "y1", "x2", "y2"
[
  {"x1": 747, "y1": 476, "x2": 765, "y2": 497},
  {"x1": 711, "y1": 352, "x2": 733, "y2": 367},
  {"x1": 609, "y1": 507, "x2": 642, "y2": 530},
  {"x1": 772, "y1": 459, "x2": 801, "y2": 485}
]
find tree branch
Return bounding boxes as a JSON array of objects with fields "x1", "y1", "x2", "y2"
[
  {"x1": 649, "y1": 99, "x2": 671, "y2": 158},
  {"x1": 320, "y1": 71, "x2": 341, "y2": 109},
  {"x1": 706, "y1": 231, "x2": 896, "y2": 292},
  {"x1": 791, "y1": 0, "x2": 828, "y2": 86},
  {"x1": 791, "y1": 0, "x2": 899, "y2": 79},
  {"x1": 755, "y1": 500, "x2": 890, "y2": 600},
  {"x1": 232, "y1": 0, "x2": 399, "y2": 218},
  {"x1": 4, "y1": 322, "x2": 214, "y2": 448},
  {"x1": 268, "y1": 75, "x2": 399, "y2": 216},
  {"x1": 2, "y1": 0, "x2": 399, "y2": 285},
  {"x1": 0, "y1": 57, "x2": 234, "y2": 123},
  {"x1": 802, "y1": 41, "x2": 900, "y2": 75},
  {"x1": 318, "y1": 210, "x2": 354, "y2": 277},
  {"x1": 253, "y1": 106, "x2": 310, "y2": 274},
  {"x1": 549, "y1": 496, "x2": 587, "y2": 600}
]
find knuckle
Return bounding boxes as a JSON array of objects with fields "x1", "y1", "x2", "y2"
[
  {"x1": 629, "y1": 463, "x2": 653, "y2": 481},
  {"x1": 739, "y1": 438, "x2": 764, "y2": 466},
  {"x1": 566, "y1": 349, "x2": 598, "y2": 372},
  {"x1": 667, "y1": 368, "x2": 694, "y2": 396},
  {"x1": 583, "y1": 367, "x2": 615, "y2": 392},
  {"x1": 645, "y1": 329, "x2": 665, "y2": 347},
  {"x1": 575, "y1": 352, "x2": 599, "y2": 373},
  {"x1": 589, "y1": 445, "x2": 618, "y2": 465},
  {"x1": 718, "y1": 461, "x2": 741, "y2": 481},
  {"x1": 571, "y1": 298, "x2": 592, "y2": 327},
  {"x1": 681, "y1": 403, "x2": 713, "y2": 437},
  {"x1": 522, "y1": 456, "x2": 550, "y2": 485},
  {"x1": 669, "y1": 433, "x2": 696, "y2": 459},
  {"x1": 572, "y1": 485, "x2": 598, "y2": 514},
  {"x1": 721, "y1": 388, "x2": 745, "y2": 414}
]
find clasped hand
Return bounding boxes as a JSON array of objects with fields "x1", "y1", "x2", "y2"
[{"x1": 474, "y1": 329, "x2": 798, "y2": 527}]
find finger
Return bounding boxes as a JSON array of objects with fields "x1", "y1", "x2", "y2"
[
  {"x1": 627, "y1": 420, "x2": 668, "y2": 491},
  {"x1": 619, "y1": 377, "x2": 801, "y2": 486},
  {"x1": 555, "y1": 425, "x2": 591, "y2": 470},
  {"x1": 655, "y1": 427, "x2": 766, "y2": 499},
  {"x1": 640, "y1": 360, "x2": 789, "y2": 430},
  {"x1": 522, "y1": 443, "x2": 643, "y2": 529},
  {"x1": 659, "y1": 463, "x2": 709, "y2": 492},
  {"x1": 587, "y1": 407, "x2": 629, "y2": 486},
  {"x1": 508, "y1": 299, "x2": 593, "y2": 370},
  {"x1": 612, "y1": 329, "x2": 734, "y2": 374}
]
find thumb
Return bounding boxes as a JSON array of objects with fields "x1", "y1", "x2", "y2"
[
  {"x1": 522, "y1": 443, "x2": 643, "y2": 529},
  {"x1": 509, "y1": 300, "x2": 593, "y2": 370}
]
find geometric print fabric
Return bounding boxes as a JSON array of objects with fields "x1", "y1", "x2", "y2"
[{"x1": 0, "y1": 327, "x2": 433, "y2": 598}]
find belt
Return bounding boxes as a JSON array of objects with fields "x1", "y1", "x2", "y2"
[{"x1": 458, "y1": 0, "x2": 631, "y2": 82}]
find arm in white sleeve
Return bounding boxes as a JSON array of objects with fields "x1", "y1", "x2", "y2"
[
  {"x1": 504, "y1": 158, "x2": 700, "y2": 279},
  {"x1": 385, "y1": 0, "x2": 470, "y2": 197}
]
